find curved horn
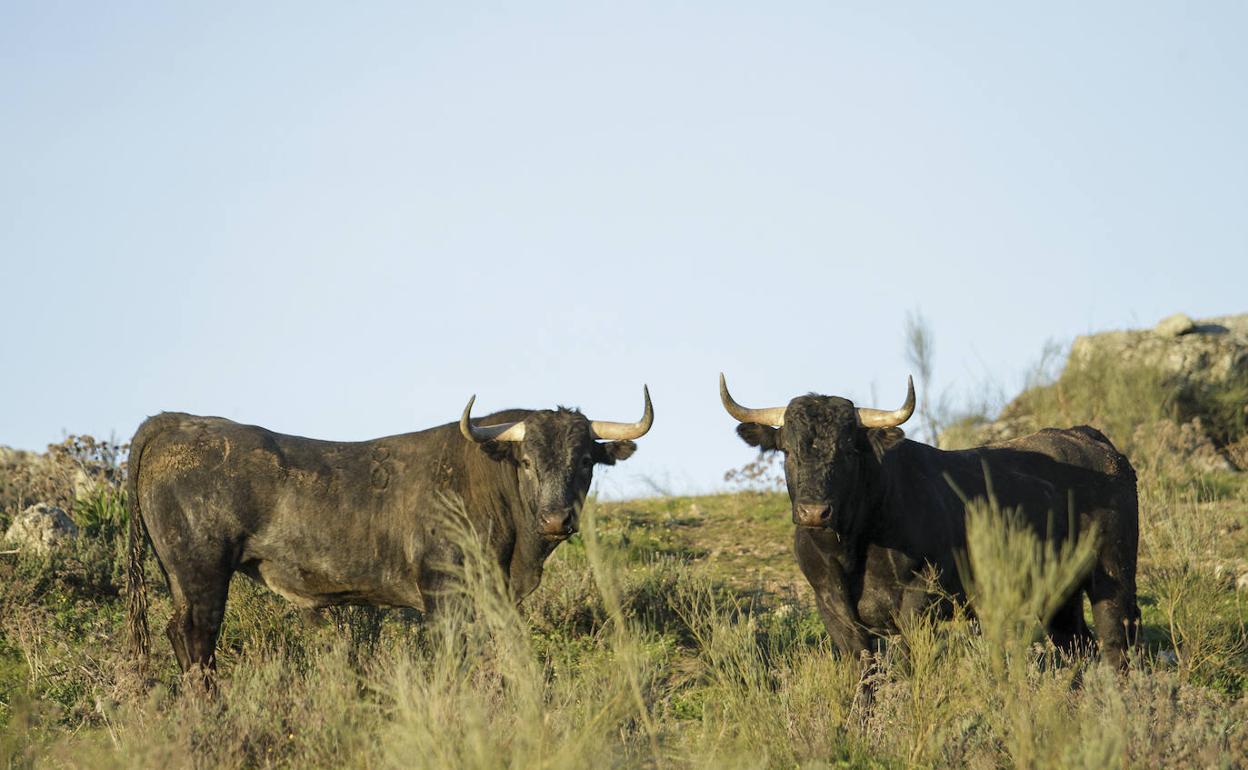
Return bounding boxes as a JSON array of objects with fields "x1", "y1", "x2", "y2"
[
  {"x1": 459, "y1": 395, "x2": 526, "y2": 443},
  {"x1": 719, "y1": 373, "x2": 787, "y2": 427},
  {"x1": 856, "y1": 375, "x2": 916, "y2": 428},
  {"x1": 589, "y1": 386, "x2": 654, "y2": 441}
]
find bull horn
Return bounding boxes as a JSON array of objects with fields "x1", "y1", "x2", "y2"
[
  {"x1": 589, "y1": 386, "x2": 654, "y2": 441},
  {"x1": 459, "y1": 395, "x2": 527, "y2": 443},
  {"x1": 856, "y1": 376, "x2": 916, "y2": 428},
  {"x1": 719, "y1": 373, "x2": 787, "y2": 427}
]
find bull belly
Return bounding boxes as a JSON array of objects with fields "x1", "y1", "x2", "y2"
[{"x1": 245, "y1": 559, "x2": 424, "y2": 610}]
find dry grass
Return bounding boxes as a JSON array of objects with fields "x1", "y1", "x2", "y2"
[{"x1": 2, "y1": 416, "x2": 1247, "y2": 767}]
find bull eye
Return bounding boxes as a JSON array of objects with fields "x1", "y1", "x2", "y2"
[
  {"x1": 580, "y1": 455, "x2": 593, "y2": 470},
  {"x1": 520, "y1": 457, "x2": 533, "y2": 470}
]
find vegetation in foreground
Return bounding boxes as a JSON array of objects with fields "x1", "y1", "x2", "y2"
[{"x1": 1, "y1": 442, "x2": 1247, "y2": 768}]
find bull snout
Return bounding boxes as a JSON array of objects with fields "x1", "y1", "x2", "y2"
[
  {"x1": 794, "y1": 502, "x2": 833, "y2": 528},
  {"x1": 539, "y1": 509, "x2": 578, "y2": 540}
]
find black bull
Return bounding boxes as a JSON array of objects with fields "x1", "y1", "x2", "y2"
[
  {"x1": 721, "y1": 375, "x2": 1140, "y2": 668},
  {"x1": 127, "y1": 390, "x2": 651, "y2": 674}
]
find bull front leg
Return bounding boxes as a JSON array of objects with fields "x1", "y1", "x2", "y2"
[
  {"x1": 794, "y1": 528, "x2": 871, "y2": 658},
  {"x1": 509, "y1": 561, "x2": 545, "y2": 604}
]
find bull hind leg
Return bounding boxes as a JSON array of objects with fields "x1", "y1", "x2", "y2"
[
  {"x1": 1085, "y1": 500, "x2": 1140, "y2": 670},
  {"x1": 165, "y1": 571, "x2": 231, "y2": 687},
  {"x1": 1087, "y1": 566, "x2": 1138, "y2": 670},
  {"x1": 1047, "y1": 594, "x2": 1094, "y2": 658}
]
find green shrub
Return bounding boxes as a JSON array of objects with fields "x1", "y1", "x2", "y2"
[
  {"x1": 1176, "y1": 369, "x2": 1248, "y2": 448},
  {"x1": 1006, "y1": 354, "x2": 1174, "y2": 453}
]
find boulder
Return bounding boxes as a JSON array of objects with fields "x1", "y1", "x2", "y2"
[
  {"x1": 0, "y1": 442, "x2": 107, "y2": 509},
  {"x1": 1154, "y1": 313, "x2": 1196, "y2": 337},
  {"x1": 4, "y1": 503, "x2": 79, "y2": 555}
]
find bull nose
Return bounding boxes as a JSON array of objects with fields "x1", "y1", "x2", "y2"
[
  {"x1": 794, "y1": 502, "x2": 832, "y2": 528},
  {"x1": 540, "y1": 509, "x2": 577, "y2": 538}
]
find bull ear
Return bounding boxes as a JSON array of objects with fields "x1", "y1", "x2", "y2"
[
  {"x1": 478, "y1": 440, "x2": 515, "y2": 463},
  {"x1": 866, "y1": 427, "x2": 905, "y2": 460},
  {"x1": 595, "y1": 440, "x2": 637, "y2": 465},
  {"x1": 736, "y1": 423, "x2": 781, "y2": 452}
]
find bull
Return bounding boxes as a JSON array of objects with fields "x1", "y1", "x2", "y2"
[
  {"x1": 127, "y1": 388, "x2": 653, "y2": 675},
  {"x1": 719, "y1": 374, "x2": 1139, "y2": 668}
]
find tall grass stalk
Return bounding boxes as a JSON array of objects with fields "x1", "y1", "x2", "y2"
[
  {"x1": 381, "y1": 495, "x2": 652, "y2": 770},
  {"x1": 1139, "y1": 481, "x2": 1248, "y2": 692},
  {"x1": 577, "y1": 503, "x2": 663, "y2": 764},
  {"x1": 961, "y1": 494, "x2": 1100, "y2": 676},
  {"x1": 959, "y1": 492, "x2": 1106, "y2": 768}
]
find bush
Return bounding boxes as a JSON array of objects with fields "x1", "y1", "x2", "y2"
[
  {"x1": 1, "y1": 436, "x2": 127, "y2": 523},
  {"x1": 1004, "y1": 354, "x2": 1174, "y2": 454},
  {"x1": 1176, "y1": 369, "x2": 1248, "y2": 448}
]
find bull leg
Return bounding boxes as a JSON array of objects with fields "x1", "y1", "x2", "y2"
[
  {"x1": 1048, "y1": 594, "x2": 1094, "y2": 658},
  {"x1": 1087, "y1": 565, "x2": 1136, "y2": 670},
  {"x1": 166, "y1": 608, "x2": 193, "y2": 672},
  {"x1": 166, "y1": 572, "x2": 231, "y2": 687},
  {"x1": 811, "y1": 589, "x2": 872, "y2": 657},
  {"x1": 794, "y1": 530, "x2": 870, "y2": 658},
  {"x1": 1086, "y1": 506, "x2": 1139, "y2": 670}
]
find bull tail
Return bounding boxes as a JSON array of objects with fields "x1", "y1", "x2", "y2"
[{"x1": 127, "y1": 417, "x2": 158, "y2": 670}]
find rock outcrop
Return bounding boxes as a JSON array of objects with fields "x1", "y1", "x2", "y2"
[
  {"x1": 1066, "y1": 313, "x2": 1248, "y2": 394},
  {"x1": 4, "y1": 502, "x2": 79, "y2": 555},
  {"x1": 941, "y1": 312, "x2": 1248, "y2": 470},
  {"x1": 1, "y1": 440, "x2": 111, "y2": 512}
]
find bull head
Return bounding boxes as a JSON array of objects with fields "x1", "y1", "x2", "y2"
[
  {"x1": 720, "y1": 374, "x2": 914, "y2": 529},
  {"x1": 459, "y1": 387, "x2": 653, "y2": 540}
]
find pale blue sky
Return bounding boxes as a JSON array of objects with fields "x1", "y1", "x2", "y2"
[{"x1": 3, "y1": 2, "x2": 1245, "y2": 497}]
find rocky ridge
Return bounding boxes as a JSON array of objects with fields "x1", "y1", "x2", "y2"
[{"x1": 942, "y1": 312, "x2": 1248, "y2": 471}]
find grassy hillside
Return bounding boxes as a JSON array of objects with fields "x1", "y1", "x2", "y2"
[{"x1": 2, "y1": 461, "x2": 1246, "y2": 768}]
